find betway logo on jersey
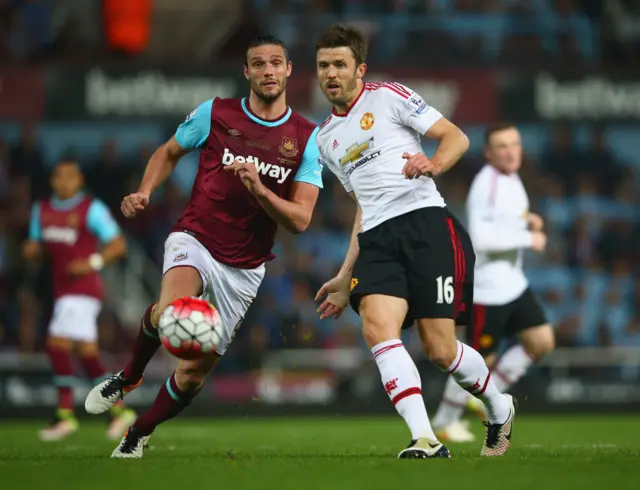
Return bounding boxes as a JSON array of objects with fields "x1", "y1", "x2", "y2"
[
  {"x1": 222, "y1": 148, "x2": 292, "y2": 184},
  {"x1": 42, "y1": 226, "x2": 79, "y2": 245}
]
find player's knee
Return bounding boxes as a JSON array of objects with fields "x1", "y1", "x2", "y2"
[
  {"x1": 149, "y1": 303, "x2": 161, "y2": 328},
  {"x1": 155, "y1": 266, "x2": 203, "y2": 325},
  {"x1": 359, "y1": 295, "x2": 405, "y2": 348},
  {"x1": 360, "y1": 313, "x2": 400, "y2": 349},
  {"x1": 521, "y1": 324, "x2": 555, "y2": 361},
  {"x1": 427, "y1": 343, "x2": 458, "y2": 370},
  {"x1": 417, "y1": 319, "x2": 457, "y2": 369}
]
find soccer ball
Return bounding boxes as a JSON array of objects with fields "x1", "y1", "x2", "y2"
[{"x1": 158, "y1": 297, "x2": 222, "y2": 360}]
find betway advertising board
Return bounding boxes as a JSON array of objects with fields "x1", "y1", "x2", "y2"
[{"x1": 45, "y1": 67, "x2": 498, "y2": 123}]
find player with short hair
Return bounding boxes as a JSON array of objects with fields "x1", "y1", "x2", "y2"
[
  {"x1": 23, "y1": 159, "x2": 133, "y2": 441},
  {"x1": 432, "y1": 123, "x2": 555, "y2": 442},
  {"x1": 84, "y1": 35, "x2": 323, "y2": 458},
  {"x1": 313, "y1": 25, "x2": 516, "y2": 458}
]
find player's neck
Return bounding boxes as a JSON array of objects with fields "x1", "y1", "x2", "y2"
[
  {"x1": 333, "y1": 80, "x2": 365, "y2": 116},
  {"x1": 247, "y1": 92, "x2": 288, "y2": 121}
]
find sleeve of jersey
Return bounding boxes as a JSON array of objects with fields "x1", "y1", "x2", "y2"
[
  {"x1": 390, "y1": 84, "x2": 443, "y2": 135},
  {"x1": 174, "y1": 98, "x2": 214, "y2": 150},
  {"x1": 86, "y1": 200, "x2": 121, "y2": 243},
  {"x1": 28, "y1": 202, "x2": 41, "y2": 241},
  {"x1": 293, "y1": 127, "x2": 324, "y2": 188},
  {"x1": 467, "y1": 178, "x2": 532, "y2": 252}
]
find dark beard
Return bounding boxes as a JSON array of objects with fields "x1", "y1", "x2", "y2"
[{"x1": 253, "y1": 80, "x2": 286, "y2": 103}]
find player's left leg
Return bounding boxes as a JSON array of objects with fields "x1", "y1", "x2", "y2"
[
  {"x1": 112, "y1": 353, "x2": 220, "y2": 458},
  {"x1": 408, "y1": 208, "x2": 515, "y2": 456},
  {"x1": 493, "y1": 289, "x2": 555, "y2": 393}
]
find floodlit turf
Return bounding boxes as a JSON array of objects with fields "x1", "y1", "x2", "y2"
[{"x1": 1, "y1": 415, "x2": 639, "y2": 490}]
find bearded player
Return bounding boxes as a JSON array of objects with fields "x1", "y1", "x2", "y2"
[
  {"x1": 431, "y1": 123, "x2": 554, "y2": 442},
  {"x1": 84, "y1": 36, "x2": 323, "y2": 458},
  {"x1": 314, "y1": 25, "x2": 515, "y2": 458},
  {"x1": 23, "y1": 159, "x2": 133, "y2": 441}
]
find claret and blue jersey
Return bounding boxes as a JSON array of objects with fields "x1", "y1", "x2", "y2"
[
  {"x1": 29, "y1": 193, "x2": 121, "y2": 299},
  {"x1": 171, "y1": 96, "x2": 324, "y2": 269},
  {"x1": 175, "y1": 97, "x2": 323, "y2": 189}
]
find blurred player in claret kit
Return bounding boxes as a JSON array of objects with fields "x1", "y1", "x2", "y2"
[
  {"x1": 84, "y1": 35, "x2": 323, "y2": 458},
  {"x1": 313, "y1": 25, "x2": 515, "y2": 458},
  {"x1": 432, "y1": 123, "x2": 555, "y2": 442},
  {"x1": 22, "y1": 160, "x2": 132, "y2": 441}
]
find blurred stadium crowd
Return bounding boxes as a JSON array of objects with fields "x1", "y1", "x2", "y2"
[{"x1": 0, "y1": 1, "x2": 639, "y2": 373}]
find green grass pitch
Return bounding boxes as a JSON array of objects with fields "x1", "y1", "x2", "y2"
[{"x1": 1, "y1": 415, "x2": 639, "y2": 490}]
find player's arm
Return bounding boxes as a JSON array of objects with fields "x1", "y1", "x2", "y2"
[
  {"x1": 22, "y1": 202, "x2": 42, "y2": 261},
  {"x1": 226, "y1": 127, "x2": 324, "y2": 234},
  {"x1": 338, "y1": 192, "x2": 361, "y2": 279},
  {"x1": 137, "y1": 136, "x2": 189, "y2": 197},
  {"x1": 68, "y1": 200, "x2": 127, "y2": 276},
  {"x1": 467, "y1": 178, "x2": 538, "y2": 252},
  {"x1": 423, "y1": 117, "x2": 469, "y2": 175},
  {"x1": 254, "y1": 182, "x2": 319, "y2": 234},
  {"x1": 389, "y1": 84, "x2": 469, "y2": 178},
  {"x1": 123, "y1": 99, "x2": 213, "y2": 218},
  {"x1": 316, "y1": 192, "x2": 360, "y2": 320}
]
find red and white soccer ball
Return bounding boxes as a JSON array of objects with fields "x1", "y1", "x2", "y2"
[{"x1": 158, "y1": 297, "x2": 222, "y2": 360}]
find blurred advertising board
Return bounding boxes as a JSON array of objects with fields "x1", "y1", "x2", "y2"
[
  {"x1": 501, "y1": 71, "x2": 640, "y2": 121},
  {"x1": 1, "y1": 353, "x2": 639, "y2": 419},
  {"x1": 43, "y1": 67, "x2": 497, "y2": 123},
  {"x1": 0, "y1": 69, "x2": 45, "y2": 120},
  {"x1": 46, "y1": 68, "x2": 240, "y2": 120}
]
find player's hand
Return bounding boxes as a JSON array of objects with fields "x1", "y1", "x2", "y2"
[
  {"x1": 121, "y1": 192, "x2": 150, "y2": 218},
  {"x1": 527, "y1": 212, "x2": 544, "y2": 231},
  {"x1": 22, "y1": 240, "x2": 41, "y2": 261},
  {"x1": 315, "y1": 274, "x2": 351, "y2": 320},
  {"x1": 67, "y1": 259, "x2": 93, "y2": 276},
  {"x1": 224, "y1": 158, "x2": 267, "y2": 197},
  {"x1": 531, "y1": 231, "x2": 547, "y2": 252},
  {"x1": 401, "y1": 152, "x2": 439, "y2": 179}
]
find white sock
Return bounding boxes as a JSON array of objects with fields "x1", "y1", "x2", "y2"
[
  {"x1": 372, "y1": 339, "x2": 437, "y2": 440},
  {"x1": 446, "y1": 341, "x2": 510, "y2": 424},
  {"x1": 432, "y1": 376, "x2": 472, "y2": 428},
  {"x1": 493, "y1": 344, "x2": 533, "y2": 392}
]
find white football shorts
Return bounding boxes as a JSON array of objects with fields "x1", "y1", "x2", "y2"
[
  {"x1": 162, "y1": 231, "x2": 265, "y2": 355},
  {"x1": 48, "y1": 294, "x2": 102, "y2": 342}
]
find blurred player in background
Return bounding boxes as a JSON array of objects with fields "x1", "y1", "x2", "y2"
[
  {"x1": 314, "y1": 25, "x2": 515, "y2": 458},
  {"x1": 22, "y1": 159, "x2": 132, "y2": 441},
  {"x1": 84, "y1": 35, "x2": 323, "y2": 458},
  {"x1": 432, "y1": 123, "x2": 555, "y2": 442}
]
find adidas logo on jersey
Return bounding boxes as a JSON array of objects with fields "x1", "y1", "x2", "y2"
[{"x1": 222, "y1": 148, "x2": 293, "y2": 184}]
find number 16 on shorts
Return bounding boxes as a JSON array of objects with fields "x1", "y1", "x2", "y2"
[{"x1": 436, "y1": 276, "x2": 454, "y2": 304}]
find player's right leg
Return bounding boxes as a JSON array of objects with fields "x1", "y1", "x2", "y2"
[
  {"x1": 39, "y1": 334, "x2": 79, "y2": 441},
  {"x1": 357, "y1": 294, "x2": 451, "y2": 460}
]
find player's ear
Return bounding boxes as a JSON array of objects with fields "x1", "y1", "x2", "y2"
[
  {"x1": 483, "y1": 145, "x2": 491, "y2": 162},
  {"x1": 356, "y1": 63, "x2": 367, "y2": 80},
  {"x1": 286, "y1": 60, "x2": 292, "y2": 77},
  {"x1": 243, "y1": 64, "x2": 249, "y2": 80}
]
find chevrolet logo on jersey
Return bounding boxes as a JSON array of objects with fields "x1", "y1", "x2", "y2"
[{"x1": 339, "y1": 138, "x2": 374, "y2": 166}]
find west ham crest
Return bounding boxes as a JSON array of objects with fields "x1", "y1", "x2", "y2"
[{"x1": 279, "y1": 137, "x2": 298, "y2": 158}]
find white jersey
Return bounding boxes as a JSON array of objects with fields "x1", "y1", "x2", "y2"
[
  {"x1": 316, "y1": 82, "x2": 445, "y2": 232},
  {"x1": 467, "y1": 164, "x2": 533, "y2": 305}
]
